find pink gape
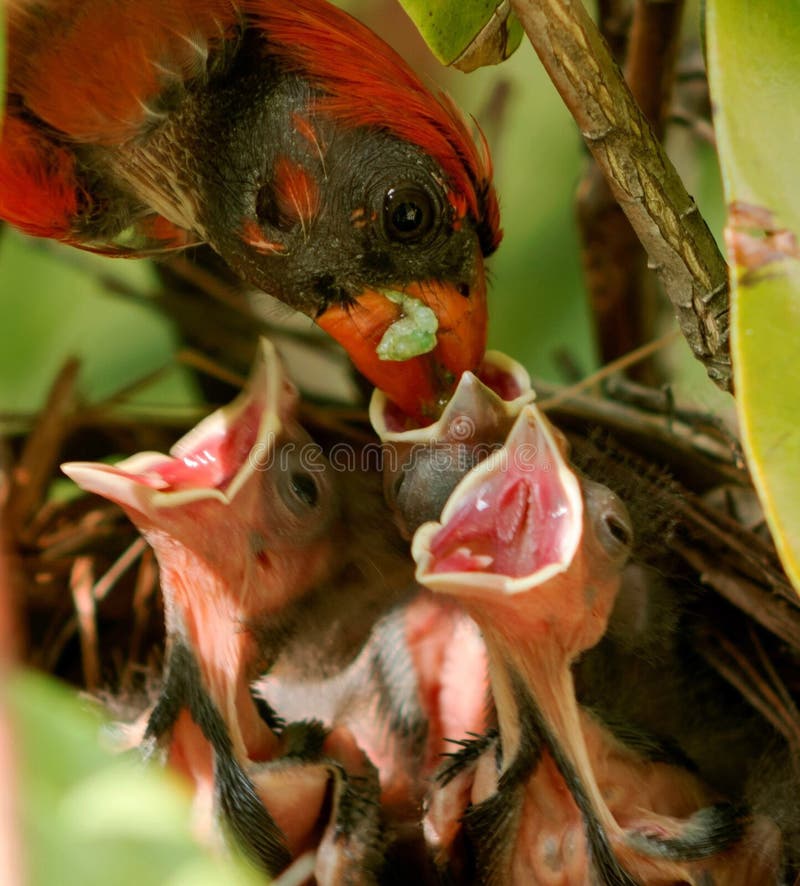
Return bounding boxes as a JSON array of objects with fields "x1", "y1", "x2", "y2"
[
  {"x1": 63, "y1": 339, "x2": 396, "y2": 881},
  {"x1": 415, "y1": 405, "x2": 780, "y2": 885}
]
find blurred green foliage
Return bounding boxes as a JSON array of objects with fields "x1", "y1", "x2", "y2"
[
  {"x1": 0, "y1": 240, "x2": 197, "y2": 414},
  {"x1": 7, "y1": 670, "x2": 261, "y2": 886}
]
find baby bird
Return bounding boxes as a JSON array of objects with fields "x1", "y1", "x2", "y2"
[
  {"x1": 63, "y1": 338, "x2": 414, "y2": 880},
  {"x1": 414, "y1": 405, "x2": 780, "y2": 884}
]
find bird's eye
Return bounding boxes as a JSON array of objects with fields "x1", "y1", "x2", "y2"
[
  {"x1": 274, "y1": 445, "x2": 327, "y2": 519},
  {"x1": 289, "y1": 471, "x2": 319, "y2": 508},
  {"x1": 583, "y1": 478, "x2": 633, "y2": 567},
  {"x1": 383, "y1": 186, "x2": 435, "y2": 242}
]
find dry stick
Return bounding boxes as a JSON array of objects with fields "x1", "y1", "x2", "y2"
[
  {"x1": 675, "y1": 541, "x2": 800, "y2": 649},
  {"x1": 7, "y1": 358, "x2": 80, "y2": 538},
  {"x1": 92, "y1": 537, "x2": 148, "y2": 603},
  {"x1": 179, "y1": 347, "x2": 374, "y2": 443},
  {"x1": 576, "y1": 0, "x2": 685, "y2": 380},
  {"x1": 538, "y1": 327, "x2": 679, "y2": 410},
  {"x1": 700, "y1": 628, "x2": 800, "y2": 755},
  {"x1": 167, "y1": 255, "x2": 255, "y2": 317},
  {"x1": 70, "y1": 557, "x2": 99, "y2": 693},
  {"x1": 0, "y1": 445, "x2": 25, "y2": 664},
  {"x1": 750, "y1": 624, "x2": 800, "y2": 731},
  {"x1": 511, "y1": 0, "x2": 732, "y2": 390},
  {"x1": 122, "y1": 548, "x2": 159, "y2": 692},
  {"x1": 166, "y1": 255, "x2": 341, "y2": 351},
  {"x1": 676, "y1": 494, "x2": 793, "y2": 601},
  {"x1": 38, "y1": 507, "x2": 121, "y2": 563},
  {"x1": 177, "y1": 347, "x2": 247, "y2": 389},
  {"x1": 44, "y1": 537, "x2": 146, "y2": 673}
]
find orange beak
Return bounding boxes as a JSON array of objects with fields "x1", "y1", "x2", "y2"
[{"x1": 316, "y1": 259, "x2": 488, "y2": 423}]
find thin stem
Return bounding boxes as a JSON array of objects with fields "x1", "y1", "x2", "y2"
[{"x1": 511, "y1": 0, "x2": 731, "y2": 390}]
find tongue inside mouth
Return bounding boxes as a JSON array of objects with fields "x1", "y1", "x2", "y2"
[
  {"x1": 426, "y1": 406, "x2": 582, "y2": 581},
  {"x1": 152, "y1": 397, "x2": 265, "y2": 492},
  {"x1": 378, "y1": 351, "x2": 532, "y2": 435},
  {"x1": 62, "y1": 339, "x2": 289, "y2": 509}
]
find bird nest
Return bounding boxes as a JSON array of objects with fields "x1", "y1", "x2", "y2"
[{"x1": 3, "y1": 261, "x2": 800, "y2": 882}]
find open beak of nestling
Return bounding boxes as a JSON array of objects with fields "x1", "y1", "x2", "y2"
[
  {"x1": 370, "y1": 350, "x2": 536, "y2": 536},
  {"x1": 412, "y1": 404, "x2": 584, "y2": 598},
  {"x1": 370, "y1": 349, "x2": 534, "y2": 440},
  {"x1": 316, "y1": 269, "x2": 488, "y2": 423},
  {"x1": 61, "y1": 338, "x2": 293, "y2": 520}
]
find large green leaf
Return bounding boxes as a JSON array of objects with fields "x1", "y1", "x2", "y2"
[
  {"x1": 396, "y1": 0, "x2": 522, "y2": 70},
  {"x1": 7, "y1": 671, "x2": 262, "y2": 886},
  {"x1": 706, "y1": 2, "x2": 800, "y2": 592}
]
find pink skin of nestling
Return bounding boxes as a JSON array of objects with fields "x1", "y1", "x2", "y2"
[
  {"x1": 414, "y1": 405, "x2": 780, "y2": 884},
  {"x1": 61, "y1": 339, "x2": 378, "y2": 867}
]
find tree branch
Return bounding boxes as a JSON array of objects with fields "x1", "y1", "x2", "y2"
[
  {"x1": 578, "y1": 0, "x2": 684, "y2": 382},
  {"x1": 511, "y1": 0, "x2": 732, "y2": 390}
]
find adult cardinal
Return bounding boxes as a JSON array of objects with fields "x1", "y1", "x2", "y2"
[{"x1": 1, "y1": 0, "x2": 500, "y2": 420}]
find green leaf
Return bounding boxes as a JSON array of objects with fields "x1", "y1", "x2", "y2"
[
  {"x1": 7, "y1": 671, "x2": 263, "y2": 886},
  {"x1": 706, "y1": 1, "x2": 800, "y2": 593},
  {"x1": 396, "y1": 0, "x2": 522, "y2": 70}
]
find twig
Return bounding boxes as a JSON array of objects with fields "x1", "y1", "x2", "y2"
[
  {"x1": 70, "y1": 557, "x2": 99, "y2": 692},
  {"x1": 37, "y1": 506, "x2": 123, "y2": 562},
  {"x1": 538, "y1": 328, "x2": 679, "y2": 409},
  {"x1": 92, "y1": 538, "x2": 148, "y2": 603},
  {"x1": 121, "y1": 548, "x2": 159, "y2": 691},
  {"x1": 537, "y1": 381, "x2": 745, "y2": 489},
  {"x1": 0, "y1": 444, "x2": 25, "y2": 664},
  {"x1": 165, "y1": 255, "x2": 253, "y2": 317},
  {"x1": 6, "y1": 358, "x2": 80, "y2": 537},
  {"x1": 177, "y1": 348, "x2": 247, "y2": 389},
  {"x1": 625, "y1": 0, "x2": 685, "y2": 136},
  {"x1": 675, "y1": 541, "x2": 800, "y2": 649},
  {"x1": 511, "y1": 0, "x2": 732, "y2": 390},
  {"x1": 699, "y1": 627, "x2": 800, "y2": 757},
  {"x1": 577, "y1": 0, "x2": 683, "y2": 380},
  {"x1": 675, "y1": 495, "x2": 793, "y2": 603},
  {"x1": 41, "y1": 532, "x2": 145, "y2": 675}
]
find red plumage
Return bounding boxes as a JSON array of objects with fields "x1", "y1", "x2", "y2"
[
  {"x1": 0, "y1": 115, "x2": 80, "y2": 238},
  {"x1": 9, "y1": 0, "x2": 240, "y2": 143}
]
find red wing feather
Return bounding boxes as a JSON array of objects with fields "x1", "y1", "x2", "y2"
[
  {"x1": 0, "y1": 115, "x2": 80, "y2": 238},
  {"x1": 8, "y1": 0, "x2": 240, "y2": 143}
]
